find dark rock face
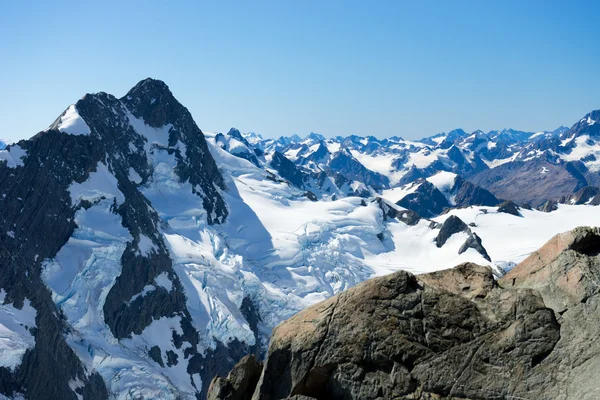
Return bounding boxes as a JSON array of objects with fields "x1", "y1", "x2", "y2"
[
  {"x1": 561, "y1": 109, "x2": 600, "y2": 139},
  {"x1": 240, "y1": 297, "x2": 264, "y2": 358},
  {"x1": 458, "y1": 232, "x2": 491, "y2": 261},
  {"x1": 207, "y1": 355, "x2": 263, "y2": 400},
  {"x1": 539, "y1": 199, "x2": 558, "y2": 212},
  {"x1": 269, "y1": 151, "x2": 306, "y2": 189},
  {"x1": 0, "y1": 130, "x2": 109, "y2": 399},
  {"x1": 497, "y1": 200, "x2": 521, "y2": 216},
  {"x1": 304, "y1": 191, "x2": 318, "y2": 202},
  {"x1": 435, "y1": 215, "x2": 468, "y2": 247},
  {"x1": 397, "y1": 165, "x2": 429, "y2": 185},
  {"x1": 568, "y1": 186, "x2": 600, "y2": 205},
  {"x1": 396, "y1": 181, "x2": 450, "y2": 218},
  {"x1": 451, "y1": 175, "x2": 500, "y2": 207},
  {"x1": 446, "y1": 145, "x2": 488, "y2": 177},
  {"x1": 468, "y1": 159, "x2": 588, "y2": 207}
]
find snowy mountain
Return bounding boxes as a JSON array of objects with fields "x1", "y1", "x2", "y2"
[
  {"x1": 246, "y1": 111, "x2": 600, "y2": 207},
  {"x1": 1, "y1": 78, "x2": 600, "y2": 400}
]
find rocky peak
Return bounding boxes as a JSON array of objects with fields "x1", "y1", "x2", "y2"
[
  {"x1": 396, "y1": 180, "x2": 450, "y2": 217},
  {"x1": 227, "y1": 127, "x2": 252, "y2": 147},
  {"x1": 561, "y1": 109, "x2": 600, "y2": 139},
  {"x1": 269, "y1": 151, "x2": 305, "y2": 189},
  {"x1": 305, "y1": 132, "x2": 325, "y2": 142},
  {"x1": 122, "y1": 78, "x2": 177, "y2": 127},
  {"x1": 435, "y1": 215, "x2": 468, "y2": 247},
  {"x1": 497, "y1": 200, "x2": 521, "y2": 216}
]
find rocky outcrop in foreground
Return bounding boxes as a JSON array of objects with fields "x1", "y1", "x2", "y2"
[{"x1": 209, "y1": 226, "x2": 600, "y2": 400}]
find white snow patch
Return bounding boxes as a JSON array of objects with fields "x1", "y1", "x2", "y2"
[
  {"x1": 381, "y1": 182, "x2": 422, "y2": 203},
  {"x1": 482, "y1": 153, "x2": 518, "y2": 168},
  {"x1": 426, "y1": 171, "x2": 457, "y2": 193},
  {"x1": 129, "y1": 285, "x2": 156, "y2": 303},
  {"x1": 154, "y1": 272, "x2": 173, "y2": 292},
  {"x1": 0, "y1": 145, "x2": 27, "y2": 168},
  {"x1": 68, "y1": 162, "x2": 125, "y2": 206},
  {"x1": 127, "y1": 113, "x2": 174, "y2": 153},
  {"x1": 349, "y1": 150, "x2": 405, "y2": 185},
  {"x1": 325, "y1": 141, "x2": 341, "y2": 153},
  {"x1": 138, "y1": 234, "x2": 157, "y2": 256},
  {"x1": 0, "y1": 290, "x2": 37, "y2": 370},
  {"x1": 406, "y1": 149, "x2": 437, "y2": 168},
  {"x1": 128, "y1": 167, "x2": 143, "y2": 184},
  {"x1": 57, "y1": 105, "x2": 91, "y2": 136},
  {"x1": 530, "y1": 131, "x2": 544, "y2": 139}
]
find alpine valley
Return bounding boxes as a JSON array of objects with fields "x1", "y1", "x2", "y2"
[{"x1": 1, "y1": 78, "x2": 600, "y2": 400}]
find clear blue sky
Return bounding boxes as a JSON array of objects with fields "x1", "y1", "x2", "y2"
[{"x1": 1, "y1": 0, "x2": 599, "y2": 142}]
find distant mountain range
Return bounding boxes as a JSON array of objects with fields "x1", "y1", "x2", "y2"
[{"x1": 214, "y1": 108, "x2": 600, "y2": 208}]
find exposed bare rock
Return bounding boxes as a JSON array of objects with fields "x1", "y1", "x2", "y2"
[
  {"x1": 207, "y1": 355, "x2": 263, "y2": 400},
  {"x1": 539, "y1": 199, "x2": 558, "y2": 212},
  {"x1": 396, "y1": 180, "x2": 450, "y2": 218},
  {"x1": 245, "y1": 263, "x2": 559, "y2": 399},
  {"x1": 458, "y1": 232, "x2": 491, "y2": 261},
  {"x1": 435, "y1": 215, "x2": 468, "y2": 247},
  {"x1": 418, "y1": 262, "x2": 496, "y2": 300},
  {"x1": 497, "y1": 200, "x2": 521, "y2": 216},
  {"x1": 373, "y1": 197, "x2": 421, "y2": 226},
  {"x1": 499, "y1": 226, "x2": 600, "y2": 312}
]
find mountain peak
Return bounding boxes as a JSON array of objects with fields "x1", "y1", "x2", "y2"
[
  {"x1": 128, "y1": 77, "x2": 171, "y2": 95},
  {"x1": 305, "y1": 132, "x2": 325, "y2": 142},
  {"x1": 121, "y1": 78, "x2": 179, "y2": 128}
]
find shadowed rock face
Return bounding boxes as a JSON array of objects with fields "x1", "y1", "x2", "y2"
[
  {"x1": 269, "y1": 151, "x2": 306, "y2": 189},
  {"x1": 207, "y1": 355, "x2": 263, "y2": 400},
  {"x1": 497, "y1": 200, "x2": 521, "y2": 216},
  {"x1": 451, "y1": 175, "x2": 500, "y2": 207},
  {"x1": 327, "y1": 148, "x2": 390, "y2": 191},
  {"x1": 435, "y1": 215, "x2": 468, "y2": 247},
  {"x1": 209, "y1": 227, "x2": 600, "y2": 400},
  {"x1": 396, "y1": 181, "x2": 450, "y2": 218},
  {"x1": 458, "y1": 232, "x2": 491, "y2": 262},
  {"x1": 468, "y1": 159, "x2": 588, "y2": 207}
]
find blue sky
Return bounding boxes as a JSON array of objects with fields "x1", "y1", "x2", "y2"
[{"x1": 1, "y1": 0, "x2": 599, "y2": 142}]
